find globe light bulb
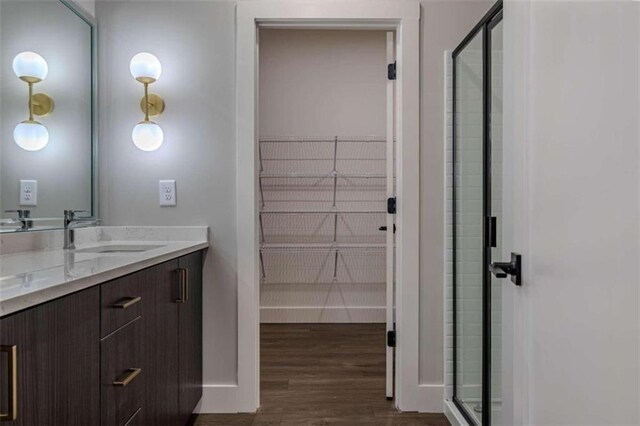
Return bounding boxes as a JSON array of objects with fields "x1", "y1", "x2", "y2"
[
  {"x1": 132, "y1": 121, "x2": 164, "y2": 151},
  {"x1": 14, "y1": 121, "x2": 49, "y2": 151},
  {"x1": 129, "y1": 52, "x2": 162, "y2": 83},
  {"x1": 13, "y1": 51, "x2": 48, "y2": 82}
]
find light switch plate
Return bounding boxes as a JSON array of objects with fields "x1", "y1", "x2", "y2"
[
  {"x1": 20, "y1": 180, "x2": 37, "y2": 206},
  {"x1": 159, "y1": 180, "x2": 176, "y2": 206}
]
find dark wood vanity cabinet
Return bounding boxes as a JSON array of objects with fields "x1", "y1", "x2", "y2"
[
  {"x1": 138, "y1": 251, "x2": 203, "y2": 426},
  {"x1": 101, "y1": 316, "x2": 144, "y2": 426},
  {"x1": 177, "y1": 252, "x2": 204, "y2": 425},
  {"x1": 139, "y1": 259, "x2": 180, "y2": 426},
  {"x1": 0, "y1": 250, "x2": 204, "y2": 426},
  {"x1": 0, "y1": 287, "x2": 101, "y2": 425}
]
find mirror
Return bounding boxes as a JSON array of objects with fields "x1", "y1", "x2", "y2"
[{"x1": 0, "y1": 0, "x2": 96, "y2": 233}]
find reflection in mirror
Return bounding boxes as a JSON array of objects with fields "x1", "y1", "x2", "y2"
[{"x1": 0, "y1": 0, "x2": 95, "y2": 233}]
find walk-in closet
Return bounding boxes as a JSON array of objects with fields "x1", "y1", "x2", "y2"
[
  {"x1": 257, "y1": 28, "x2": 397, "y2": 410},
  {"x1": 258, "y1": 29, "x2": 392, "y2": 324}
]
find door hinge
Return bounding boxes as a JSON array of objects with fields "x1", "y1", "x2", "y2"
[
  {"x1": 387, "y1": 330, "x2": 396, "y2": 347},
  {"x1": 387, "y1": 61, "x2": 396, "y2": 80},
  {"x1": 387, "y1": 197, "x2": 396, "y2": 214}
]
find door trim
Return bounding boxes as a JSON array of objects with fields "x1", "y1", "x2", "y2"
[
  {"x1": 235, "y1": 0, "x2": 421, "y2": 413},
  {"x1": 385, "y1": 30, "x2": 396, "y2": 400}
]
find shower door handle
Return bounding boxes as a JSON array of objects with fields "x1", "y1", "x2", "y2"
[{"x1": 489, "y1": 252, "x2": 522, "y2": 286}]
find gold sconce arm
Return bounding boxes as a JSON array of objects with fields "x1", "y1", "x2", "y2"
[
  {"x1": 28, "y1": 82, "x2": 34, "y2": 121},
  {"x1": 139, "y1": 85, "x2": 164, "y2": 120},
  {"x1": 24, "y1": 81, "x2": 53, "y2": 120}
]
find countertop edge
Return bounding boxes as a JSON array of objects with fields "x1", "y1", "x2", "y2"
[{"x1": 0, "y1": 241, "x2": 208, "y2": 318}]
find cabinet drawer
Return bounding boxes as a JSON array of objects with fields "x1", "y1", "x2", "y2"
[
  {"x1": 123, "y1": 407, "x2": 144, "y2": 426},
  {"x1": 102, "y1": 273, "x2": 142, "y2": 337},
  {"x1": 101, "y1": 317, "x2": 144, "y2": 426}
]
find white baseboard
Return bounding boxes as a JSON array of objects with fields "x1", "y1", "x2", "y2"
[
  {"x1": 198, "y1": 382, "x2": 445, "y2": 414},
  {"x1": 198, "y1": 384, "x2": 242, "y2": 413},
  {"x1": 444, "y1": 399, "x2": 471, "y2": 426},
  {"x1": 260, "y1": 306, "x2": 385, "y2": 323},
  {"x1": 400, "y1": 384, "x2": 444, "y2": 413}
]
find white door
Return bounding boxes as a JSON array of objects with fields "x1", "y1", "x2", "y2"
[
  {"x1": 502, "y1": 2, "x2": 640, "y2": 424},
  {"x1": 385, "y1": 30, "x2": 396, "y2": 400}
]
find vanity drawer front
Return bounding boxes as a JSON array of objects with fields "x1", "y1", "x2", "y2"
[
  {"x1": 123, "y1": 407, "x2": 144, "y2": 426},
  {"x1": 102, "y1": 273, "x2": 142, "y2": 338},
  {"x1": 101, "y1": 317, "x2": 144, "y2": 426}
]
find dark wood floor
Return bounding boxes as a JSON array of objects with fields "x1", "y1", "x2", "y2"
[{"x1": 195, "y1": 324, "x2": 450, "y2": 426}]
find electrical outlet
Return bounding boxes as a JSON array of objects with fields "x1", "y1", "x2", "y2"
[
  {"x1": 20, "y1": 180, "x2": 37, "y2": 206},
  {"x1": 159, "y1": 180, "x2": 176, "y2": 206}
]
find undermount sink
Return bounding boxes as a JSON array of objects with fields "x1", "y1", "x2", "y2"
[{"x1": 75, "y1": 244, "x2": 165, "y2": 254}]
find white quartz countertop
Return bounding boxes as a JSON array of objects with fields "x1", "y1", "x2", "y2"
[{"x1": 0, "y1": 227, "x2": 208, "y2": 317}]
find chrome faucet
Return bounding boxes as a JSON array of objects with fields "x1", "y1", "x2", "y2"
[
  {"x1": 5, "y1": 209, "x2": 32, "y2": 231},
  {"x1": 64, "y1": 210, "x2": 100, "y2": 250}
]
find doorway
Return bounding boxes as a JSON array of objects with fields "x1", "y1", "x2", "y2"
[
  {"x1": 235, "y1": 1, "x2": 420, "y2": 412},
  {"x1": 257, "y1": 26, "x2": 396, "y2": 406},
  {"x1": 451, "y1": 1, "x2": 503, "y2": 424}
]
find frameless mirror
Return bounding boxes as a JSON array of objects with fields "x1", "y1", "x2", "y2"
[{"x1": 0, "y1": 0, "x2": 96, "y2": 233}]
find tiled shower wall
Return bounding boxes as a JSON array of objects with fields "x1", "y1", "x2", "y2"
[
  {"x1": 444, "y1": 37, "x2": 504, "y2": 408},
  {"x1": 453, "y1": 45, "x2": 484, "y2": 407},
  {"x1": 490, "y1": 32, "x2": 503, "y2": 404}
]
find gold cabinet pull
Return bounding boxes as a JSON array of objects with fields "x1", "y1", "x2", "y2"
[
  {"x1": 175, "y1": 268, "x2": 188, "y2": 303},
  {"x1": 113, "y1": 368, "x2": 142, "y2": 387},
  {"x1": 183, "y1": 268, "x2": 189, "y2": 302},
  {"x1": 113, "y1": 296, "x2": 142, "y2": 309},
  {"x1": 0, "y1": 345, "x2": 17, "y2": 421}
]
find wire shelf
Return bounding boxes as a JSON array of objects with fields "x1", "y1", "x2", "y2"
[
  {"x1": 258, "y1": 136, "x2": 394, "y2": 285},
  {"x1": 259, "y1": 136, "x2": 391, "y2": 175},
  {"x1": 260, "y1": 211, "x2": 386, "y2": 244},
  {"x1": 259, "y1": 174, "x2": 388, "y2": 212},
  {"x1": 260, "y1": 246, "x2": 386, "y2": 285}
]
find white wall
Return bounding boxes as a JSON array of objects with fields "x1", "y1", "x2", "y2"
[
  {"x1": 1, "y1": 0, "x2": 93, "y2": 218},
  {"x1": 76, "y1": 0, "x2": 95, "y2": 17},
  {"x1": 95, "y1": 0, "x2": 239, "y2": 391},
  {"x1": 259, "y1": 29, "x2": 386, "y2": 137},
  {"x1": 502, "y1": 0, "x2": 640, "y2": 424},
  {"x1": 96, "y1": 0, "x2": 494, "y2": 412}
]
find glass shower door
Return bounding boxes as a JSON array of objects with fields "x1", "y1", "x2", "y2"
[
  {"x1": 452, "y1": 2, "x2": 503, "y2": 424},
  {"x1": 489, "y1": 15, "x2": 503, "y2": 426},
  {"x1": 453, "y1": 28, "x2": 485, "y2": 425}
]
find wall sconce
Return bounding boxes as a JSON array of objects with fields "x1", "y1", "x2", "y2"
[
  {"x1": 129, "y1": 52, "x2": 165, "y2": 152},
  {"x1": 12, "y1": 51, "x2": 54, "y2": 151}
]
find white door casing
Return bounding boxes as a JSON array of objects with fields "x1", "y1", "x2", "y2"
[
  {"x1": 385, "y1": 30, "x2": 396, "y2": 400},
  {"x1": 236, "y1": 1, "x2": 421, "y2": 413}
]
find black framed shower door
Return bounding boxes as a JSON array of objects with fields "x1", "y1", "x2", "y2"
[{"x1": 452, "y1": 1, "x2": 503, "y2": 425}]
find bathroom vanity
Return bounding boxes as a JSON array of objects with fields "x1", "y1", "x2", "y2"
[
  {"x1": 1, "y1": 1, "x2": 208, "y2": 423},
  {"x1": 0, "y1": 227, "x2": 208, "y2": 425}
]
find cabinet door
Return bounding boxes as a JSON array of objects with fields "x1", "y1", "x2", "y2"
[
  {"x1": 139, "y1": 260, "x2": 180, "y2": 425},
  {"x1": 177, "y1": 251, "x2": 203, "y2": 424},
  {"x1": 0, "y1": 287, "x2": 100, "y2": 425}
]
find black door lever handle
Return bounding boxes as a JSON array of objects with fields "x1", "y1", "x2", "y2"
[
  {"x1": 489, "y1": 252, "x2": 522, "y2": 286},
  {"x1": 489, "y1": 263, "x2": 509, "y2": 278}
]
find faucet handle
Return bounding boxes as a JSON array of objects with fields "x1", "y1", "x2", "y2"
[
  {"x1": 64, "y1": 209, "x2": 89, "y2": 219},
  {"x1": 5, "y1": 209, "x2": 31, "y2": 219}
]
